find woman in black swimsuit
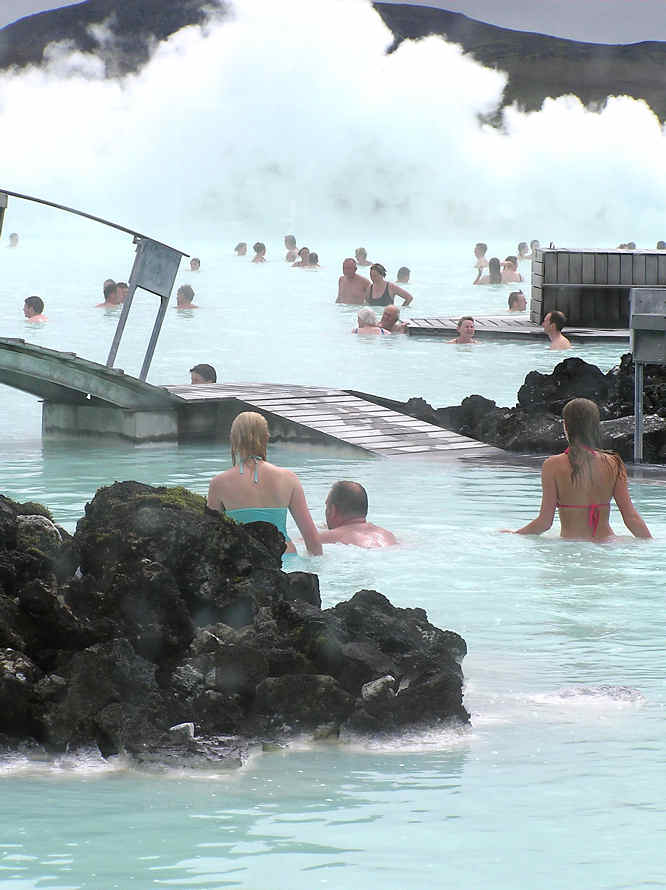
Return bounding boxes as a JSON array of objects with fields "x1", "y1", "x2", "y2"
[{"x1": 365, "y1": 263, "x2": 413, "y2": 307}]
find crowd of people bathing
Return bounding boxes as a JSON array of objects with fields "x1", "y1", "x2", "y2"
[{"x1": 205, "y1": 400, "x2": 651, "y2": 555}]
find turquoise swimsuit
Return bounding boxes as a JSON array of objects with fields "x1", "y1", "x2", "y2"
[{"x1": 224, "y1": 458, "x2": 291, "y2": 541}]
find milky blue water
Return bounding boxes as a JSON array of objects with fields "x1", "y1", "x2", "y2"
[{"x1": 0, "y1": 229, "x2": 664, "y2": 889}]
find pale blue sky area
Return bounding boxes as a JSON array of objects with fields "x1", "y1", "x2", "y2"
[{"x1": 1, "y1": 0, "x2": 666, "y2": 44}]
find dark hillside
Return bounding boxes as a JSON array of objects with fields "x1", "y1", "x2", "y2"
[{"x1": 0, "y1": 0, "x2": 664, "y2": 123}]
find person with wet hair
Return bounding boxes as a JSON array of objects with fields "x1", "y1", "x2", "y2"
[
  {"x1": 189, "y1": 363, "x2": 217, "y2": 384},
  {"x1": 318, "y1": 481, "x2": 398, "y2": 548},
  {"x1": 307, "y1": 252, "x2": 320, "y2": 268},
  {"x1": 116, "y1": 282, "x2": 129, "y2": 303},
  {"x1": 190, "y1": 257, "x2": 201, "y2": 271},
  {"x1": 284, "y1": 235, "x2": 298, "y2": 262},
  {"x1": 474, "y1": 257, "x2": 502, "y2": 285},
  {"x1": 396, "y1": 266, "x2": 410, "y2": 284},
  {"x1": 251, "y1": 243, "x2": 266, "y2": 263},
  {"x1": 355, "y1": 247, "x2": 371, "y2": 267},
  {"x1": 474, "y1": 242, "x2": 488, "y2": 269},
  {"x1": 529, "y1": 239, "x2": 540, "y2": 256},
  {"x1": 506, "y1": 398, "x2": 651, "y2": 539},
  {"x1": 508, "y1": 291, "x2": 527, "y2": 312},
  {"x1": 517, "y1": 242, "x2": 530, "y2": 261},
  {"x1": 365, "y1": 263, "x2": 413, "y2": 307},
  {"x1": 543, "y1": 310, "x2": 571, "y2": 350},
  {"x1": 23, "y1": 295, "x2": 47, "y2": 322},
  {"x1": 234, "y1": 242, "x2": 247, "y2": 256},
  {"x1": 448, "y1": 316, "x2": 478, "y2": 344},
  {"x1": 207, "y1": 411, "x2": 322, "y2": 556},
  {"x1": 176, "y1": 284, "x2": 198, "y2": 309}
]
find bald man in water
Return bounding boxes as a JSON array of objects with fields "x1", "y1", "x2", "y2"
[
  {"x1": 318, "y1": 481, "x2": 397, "y2": 548},
  {"x1": 336, "y1": 258, "x2": 369, "y2": 305}
]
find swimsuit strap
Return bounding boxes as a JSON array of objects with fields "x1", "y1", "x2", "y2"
[
  {"x1": 557, "y1": 501, "x2": 610, "y2": 535},
  {"x1": 238, "y1": 455, "x2": 263, "y2": 483}
]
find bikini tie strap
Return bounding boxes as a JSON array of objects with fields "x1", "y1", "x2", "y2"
[{"x1": 239, "y1": 455, "x2": 263, "y2": 483}]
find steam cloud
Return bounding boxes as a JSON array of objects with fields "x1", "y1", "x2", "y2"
[{"x1": 1, "y1": 0, "x2": 665, "y2": 243}]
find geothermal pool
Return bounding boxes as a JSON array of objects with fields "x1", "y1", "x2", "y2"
[
  {"x1": 1, "y1": 234, "x2": 665, "y2": 889},
  {"x1": 2, "y1": 0, "x2": 666, "y2": 883}
]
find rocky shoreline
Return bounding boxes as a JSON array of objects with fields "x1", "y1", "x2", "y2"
[
  {"x1": 0, "y1": 482, "x2": 468, "y2": 767},
  {"x1": 355, "y1": 353, "x2": 666, "y2": 463}
]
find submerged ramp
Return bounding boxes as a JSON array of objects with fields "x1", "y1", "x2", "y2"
[
  {"x1": 406, "y1": 316, "x2": 629, "y2": 342},
  {"x1": 166, "y1": 382, "x2": 496, "y2": 457}
]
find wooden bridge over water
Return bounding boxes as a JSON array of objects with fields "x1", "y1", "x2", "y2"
[{"x1": 0, "y1": 338, "x2": 498, "y2": 459}]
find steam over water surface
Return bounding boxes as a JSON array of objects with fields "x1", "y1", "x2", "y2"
[{"x1": 1, "y1": 2, "x2": 666, "y2": 887}]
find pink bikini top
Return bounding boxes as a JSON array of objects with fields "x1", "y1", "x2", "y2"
[{"x1": 556, "y1": 447, "x2": 610, "y2": 535}]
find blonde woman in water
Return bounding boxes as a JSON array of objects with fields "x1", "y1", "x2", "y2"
[
  {"x1": 207, "y1": 412, "x2": 322, "y2": 555},
  {"x1": 508, "y1": 398, "x2": 651, "y2": 540}
]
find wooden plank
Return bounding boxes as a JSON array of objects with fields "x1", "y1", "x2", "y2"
[
  {"x1": 595, "y1": 253, "x2": 608, "y2": 284},
  {"x1": 582, "y1": 254, "x2": 595, "y2": 284},
  {"x1": 620, "y1": 253, "x2": 633, "y2": 284},
  {"x1": 556, "y1": 252, "x2": 570, "y2": 283},
  {"x1": 658, "y1": 255, "x2": 666, "y2": 284},
  {"x1": 646, "y1": 255, "x2": 659, "y2": 285},
  {"x1": 607, "y1": 253, "x2": 620, "y2": 284},
  {"x1": 544, "y1": 252, "x2": 557, "y2": 282},
  {"x1": 633, "y1": 253, "x2": 647, "y2": 285},
  {"x1": 532, "y1": 259, "x2": 544, "y2": 278},
  {"x1": 569, "y1": 252, "x2": 582, "y2": 284}
]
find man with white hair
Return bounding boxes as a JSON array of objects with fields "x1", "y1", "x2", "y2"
[{"x1": 353, "y1": 308, "x2": 386, "y2": 335}]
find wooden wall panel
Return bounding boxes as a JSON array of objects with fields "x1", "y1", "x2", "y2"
[
  {"x1": 556, "y1": 252, "x2": 570, "y2": 283},
  {"x1": 658, "y1": 255, "x2": 666, "y2": 284},
  {"x1": 595, "y1": 253, "x2": 608, "y2": 284},
  {"x1": 607, "y1": 253, "x2": 620, "y2": 284},
  {"x1": 582, "y1": 254, "x2": 595, "y2": 283},
  {"x1": 620, "y1": 253, "x2": 633, "y2": 284},
  {"x1": 646, "y1": 255, "x2": 658, "y2": 285},
  {"x1": 544, "y1": 252, "x2": 557, "y2": 282},
  {"x1": 632, "y1": 254, "x2": 646, "y2": 285}
]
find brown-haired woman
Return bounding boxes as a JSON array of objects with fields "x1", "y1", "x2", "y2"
[
  {"x1": 207, "y1": 411, "x2": 322, "y2": 555},
  {"x1": 509, "y1": 398, "x2": 651, "y2": 539}
]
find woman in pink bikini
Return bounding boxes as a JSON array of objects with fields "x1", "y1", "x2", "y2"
[{"x1": 509, "y1": 398, "x2": 651, "y2": 540}]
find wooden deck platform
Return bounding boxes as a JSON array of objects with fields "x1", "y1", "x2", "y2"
[
  {"x1": 406, "y1": 316, "x2": 629, "y2": 342},
  {"x1": 165, "y1": 382, "x2": 499, "y2": 458}
]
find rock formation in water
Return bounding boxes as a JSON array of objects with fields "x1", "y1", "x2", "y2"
[
  {"x1": 0, "y1": 482, "x2": 468, "y2": 764},
  {"x1": 354, "y1": 353, "x2": 666, "y2": 462},
  {"x1": 0, "y1": 1, "x2": 664, "y2": 123}
]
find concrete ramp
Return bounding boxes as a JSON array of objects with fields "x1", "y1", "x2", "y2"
[{"x1": 0, "y1": 338, "x2": 178, "y2": 409}]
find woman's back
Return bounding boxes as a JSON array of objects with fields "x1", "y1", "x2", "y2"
[
  {"x1": 551, "y1": 450, "x2": 619, "y2": 539},
  {"x1": 208, "y1": 459, "x2": 296, "y2": 511}
]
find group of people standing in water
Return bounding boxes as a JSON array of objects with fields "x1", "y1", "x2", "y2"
[{"x1": 206, "y1": 401, "x2": 651, "y2": 556}]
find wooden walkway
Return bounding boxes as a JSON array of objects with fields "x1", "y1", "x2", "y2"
[
  {"x1": 406, "y1": 316, "x2": 629, "y2": 342},
  {"x1": 166, "y1": 382, "x2": 498, "y2": 458}
]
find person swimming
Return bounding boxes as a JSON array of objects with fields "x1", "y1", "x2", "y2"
[
  {"x1": 506, "y1": 398, "x2": 651, "y2": 540},
  {"x1": 206, "y1": 411, "x2": 322, "y2": 556}
]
